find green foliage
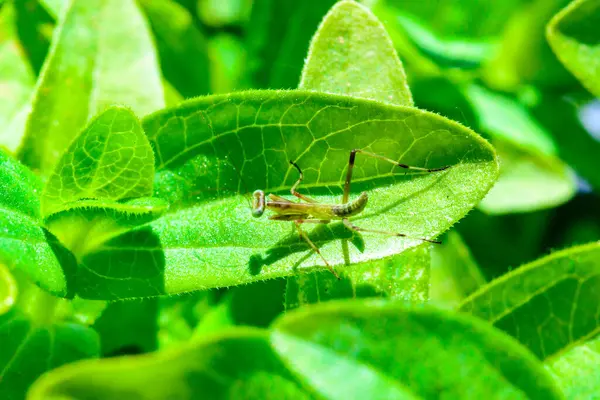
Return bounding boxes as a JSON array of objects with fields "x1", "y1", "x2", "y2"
[
  {"x1": 0, "y1": 0, "x2": 599, "y2": 398},
  {"x1": 460, "y1": 242, "x2": 600, "y2": 360},
  {"x1": 26, "y1": 301, "x2": 562, "y2": 399},
  {"x1": 547, "y1": 0, "x2": 600, "y2": 97}
]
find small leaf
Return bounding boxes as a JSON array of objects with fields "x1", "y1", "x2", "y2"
[
  {"x1": 139, "y1": 0, "x2": 211, "y2": 98},
  {"x1": 17, "y1": 0, "x2": 164, "y2": 175},
  {"x1": 546, "y1": 334, "x2": 600, "y2": 398},
  {"x1": 547, "y1": 0, "x2": 600, "y2": 97},
  {"x1": 272, "y1": 300, "x2": 562, "y2": 399},
  {"x1": 41, "y1": 106, "x2": 155, "y2": 219},
  {"x1": 74, "y1": 90, "x2": 498, "y2": 300},
  {"x1": 478, "y1": 139, "x2": 576, "y2": 214},
  {"x1": 27, "y1": 329, "x2": 312, "y2": 400},
  {"x1": 299, "y1": 0, "x2": 413, "y2": 106},
  {"x1": 460, "y1": 242, "x2": 600, "y2": 360},
  {"x1": 285, "y1": 244, "x2": 431, "y2": 310},
  {"x1": 430, "y1": 230, "x2": 485, "y2": 307}
]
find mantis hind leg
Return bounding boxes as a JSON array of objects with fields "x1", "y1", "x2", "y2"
[
  {"x1": 343, "y1": 219, "x2": 441, "y2": 244},
  {"x1": 342, "y1": 149, "x2": 450, "y2": 203},
  {"x1": 294, "y1": 220, "x2": 340, "y2": 279}
]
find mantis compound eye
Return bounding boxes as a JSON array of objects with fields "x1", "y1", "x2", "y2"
[{"x1": 252, "y1": 190, "x2": 265, "y2": 217}]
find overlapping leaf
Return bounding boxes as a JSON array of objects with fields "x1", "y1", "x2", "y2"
[
  {"x1": 0, "y1": 149, "x2": 75, "y2": 297},
  {"x1": 547, "y1": 0, "x2": 600, "y2": 97},
  {"x1": 272, "y1": 300, "x2": 561, "y2": 399},
  {"x1": 460, "y1": 242, "x2": 600, "y2": 360},
  {"x1": 72, "y1": 90, "x2": 498, "y2": 300},
  {"x1": 27, "y1": 300, "x2": 561, "y2": 399},
  {"x1": 17, "y1": 0, "x2": 164, "y2": 175}
]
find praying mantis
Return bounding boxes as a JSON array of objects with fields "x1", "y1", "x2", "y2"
[{"x1": 251, "y1": 149, "x2": 450, "y2": 279}]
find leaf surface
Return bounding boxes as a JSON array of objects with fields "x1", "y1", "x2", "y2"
[
  {"x1": 478, "y1": 139, "x2": 576, "y2": 214},
  {"x1": 0, "y1": 150, "x2": 75, "y2": 297},
  {"x1": 27, "y1": 329, "x2": 312, "y2": 400},
  {"x1": 430, "y1": 230, "x2": 485, "y2": 307},
  {"x1": 299, "y1": 0, "x2": 413, "y2": 105},
  {"x1": 0, "y1": 3, "x2": 35, "y2": 152},
  {"x1": 272, "y1": 300, "x2": 562, "y2": 399},
  {"x1": 547, "y1": 0, "x2": 600, "y2": 97},
  {"x1": 288, "y1": 0, "x2": 428, "y2": 306},
  {"x1": 41, "y1": 106, "x2": 155, "y2": 219},
  {"x1": 546, "y1": 334, "x2": 600, "y2": 399},
  {"x1": 17, "y1": 0, "x2": 164, "y2": 175},
  {"x1": 460, "y1": 242, "x2": 600, "y2": 360},
  {"x1": 75, "y1": 90, "x2": 498, "y2": 299}
]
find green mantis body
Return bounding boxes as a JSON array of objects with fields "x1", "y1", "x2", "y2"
[{"x1": 251, "y1": 149, "x2": 450, "y2": 278}]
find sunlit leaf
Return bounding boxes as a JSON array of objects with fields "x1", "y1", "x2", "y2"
[
  {"x1": 17, "y1": 0, "x2": 164, "y2": 175},
  {"x1": 0, "y1": 149, "x2": 75, "y2": 297},
  {"x1": 460, "y1": 242, "x2": 600, "y2": 360},
  {"x1": 299, "y1": 0, "x2": 413, "y2": 105},
  {"x1": 285, "y1": 244, "x2": 430, "y2": 310},
  {"x1": 0, "y1": 263, "x2": 17, "y2": 315},
  {"x1": 547, "y1": 0, "x2": 600, "y2": 97},
  {"x1": 41, "y1": 107, "x2": 154, "y2": 218},
  {"x1": 73, "y1": 90, "x2": 497, "y2": 300},
  {"x1": 272, "y1": 300, "x2": 562, "y2": 399},
  {"x1": 546, "y1": 334, "x2": 600, "y2": 398}
]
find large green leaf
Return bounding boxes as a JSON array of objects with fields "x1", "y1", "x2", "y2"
[
  {"x1": 547, "y1": 0, "x2": 600, "y2": 97},
  {"x1": 73, "y1": 90, "x2": 498, "y2": 300},
  {"x1": 299, "y1": 0, "x2": 413, "y2": 106},
  {"x1": 0, "y1": 3, "x2": 35, "y2": 152},
  {"x1": 27, "y1": 329, "x2": 312, "y2": 400},
  {"x1": 17, "y1": 0, "x2": 164, "y2": 175},
  {"x1": 271, "y1": 300, "x2": 562, "y2": 399},
  {"x1": 460, "y1": 242, "x2": 600, "y2": 360}
]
